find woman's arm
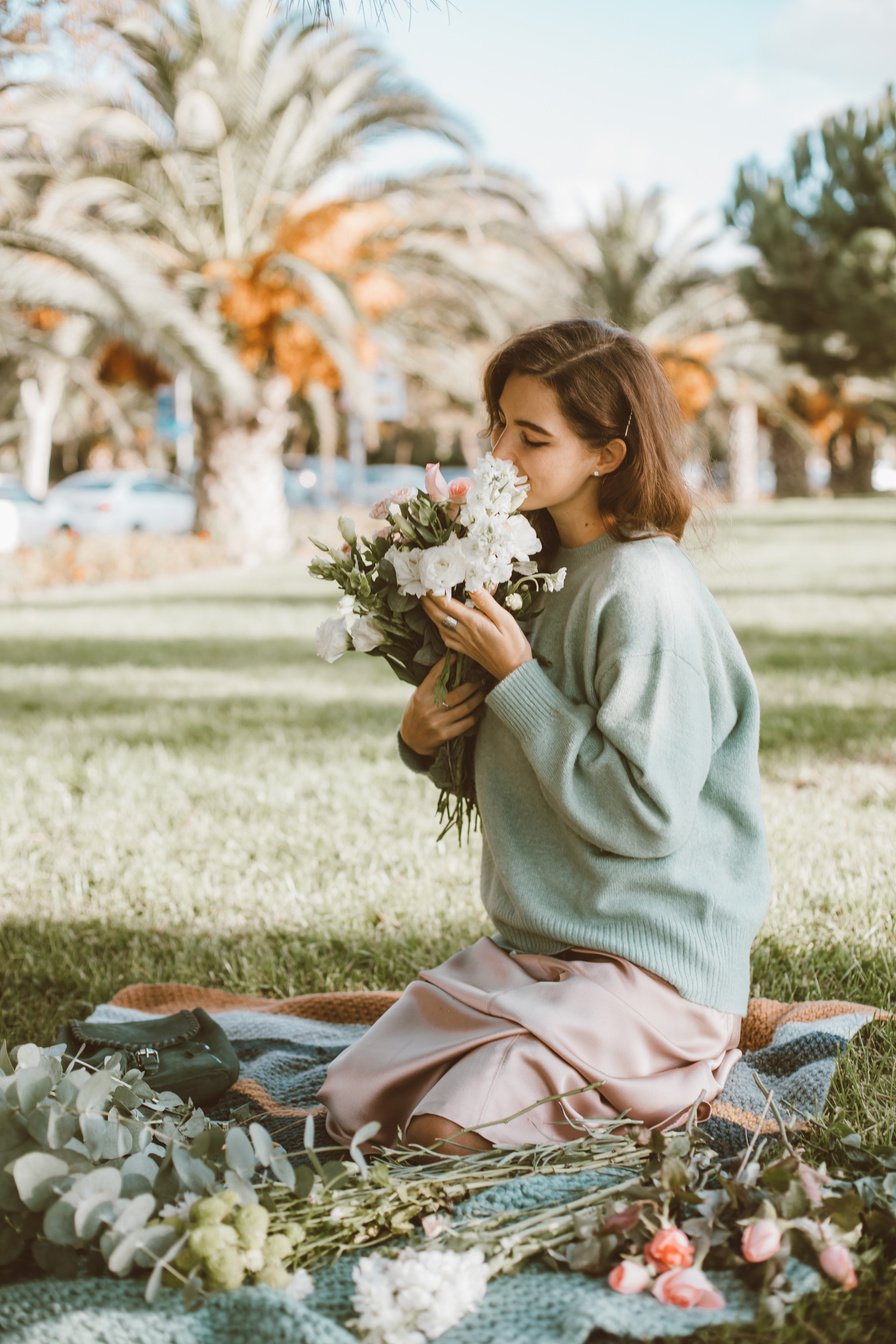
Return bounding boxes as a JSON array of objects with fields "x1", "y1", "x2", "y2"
[
  {"x1": 485, "y1": 650, "x2": 715, "y2": 859},
  {"x1": 417, "y1": 583, "x2": 719, "y2": 855}
]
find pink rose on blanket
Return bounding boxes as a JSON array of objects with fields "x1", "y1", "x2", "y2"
[
  {"x1": 608, "y1": 1260, "x2": 651, "y2": 1294},
  {"x1": 644, "y1": 1227, "x2": 694, "y2": 1272},
  {"x1": 819, "y1": 1244, "x2": 857, "y2": 1290},
  {"x1": 652, "y1": 1267, "x2": 726, "y2": 1309}
]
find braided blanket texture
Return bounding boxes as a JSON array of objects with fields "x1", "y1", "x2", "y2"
[{"x1": 0, "y1": 985, "x2": 884, "y2": 1344}]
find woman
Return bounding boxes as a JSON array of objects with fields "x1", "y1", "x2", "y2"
[{"x1": 317, "y1": 318, "x2": 771, "y2": 1156}]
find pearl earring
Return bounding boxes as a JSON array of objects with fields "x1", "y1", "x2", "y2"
[{"x1": 592, "y1": 470, "x2": 600, "y2": 478}]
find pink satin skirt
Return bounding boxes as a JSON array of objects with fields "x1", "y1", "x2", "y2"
[{"x1": 318, "y1": 936, "x2": 742, "y2": 1147}]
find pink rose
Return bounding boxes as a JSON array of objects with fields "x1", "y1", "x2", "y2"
[
  {"x1": 644, "y1": 1227, "x2": 694, "y2": 1272},
  {"x1": 424, "y1": 462, "x2": 450, "y2": 502},
  {"x1": 741, "y1": 1219, "x2": 782, "y2": 1263},
  {"x1": 652, "y1": 1267, "x2": 726, "y2": 1310},
  {"x1": 389, "y1": 487, "x2": 416, "y2": 505},
  {"x1": 448, "y1": 476, "x2": 472, "y2": 501},
  {"x1": 608, "y1": 1260, "x2": 651, "y2": 1294},
  {"x1": 819, "y1": 1244, "x2": 857, "y2": 1290}
]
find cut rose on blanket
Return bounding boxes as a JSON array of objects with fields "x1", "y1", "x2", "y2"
[{"x1": 308, "y1": 454, "x2": 566, "y2": 842}]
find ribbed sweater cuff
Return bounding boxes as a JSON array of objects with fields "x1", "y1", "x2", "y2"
[
  {"x1": 485, "y1": 658, "x2": 569, "y2": 742},
  {"x1": 396, "y1": 729, "x2": 436, "y2": 774}
]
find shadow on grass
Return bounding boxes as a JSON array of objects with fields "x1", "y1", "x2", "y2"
[
  {"x1": 0, "y1": 636, "x2": 338, "y2": 672},
  {"x1": 0, "y1": 915, "x2": 491, "y2": 1048},
  {"x1": 739, "y1": 627, "x2": 896, "y2": 678}
]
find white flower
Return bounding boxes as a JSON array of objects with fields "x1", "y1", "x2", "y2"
[
  {"x1": 337, "y1": 594, "x2": 356, "y2": 617},
  {"x1": 459, "y1": 454, "x2": 529, "y2": 526},
  {"x1": 416, "y1": 534, "x2": 468, "y2": 596},
  {"x1": 385, "y1": 545, "x2": 428, "y2": 598},
  {"x1": 315, "y1": 616, "x2": 351, "y2": 662},
  {"x1": 352, "y1": 1246, "x2": 488, "y2": 1344},
  {"x1": 286, "y1": 1268, "x2": 314, "y2": 1300},
  {"x1": 338, "y1": 515, "x2": 357, "y2": 544},
  {"x1": 543, "y1": 566, "x2": 567, "y2": 593},
  {"x1": 351, "y1": 615, "x2": 387, "y2": 652},
  {"x1": 502, "y1": 513, "x2": 541, "y2": 560},
  {"x1": 504, "y1": 592, "x2": 523, "y2": 612}
]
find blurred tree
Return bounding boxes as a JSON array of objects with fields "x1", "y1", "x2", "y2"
[
  {"x1": 573, "y1": 185, "x2": 789, "y2": 501},
  {"x1": 4, "y1": 0, "x2": 563, "y2": 559},
  {"x1": 728, "y1": 86, "x2": 896, "y2": 494}
]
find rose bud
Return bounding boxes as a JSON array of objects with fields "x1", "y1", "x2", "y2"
[
  {"x1": 424, "y1": 462, "x2": 450, "y2": 502},
  {"x1": 448, "y1": 477, "x2": 472, "y2": 501},
  {"x1": 741, "y1": 1218, "x2": 783, "y2": 1263},
  {"x1": 608, "y1": 1260, "x2": 651, "y2": 1294},
  {"x1": 644, "y1": 1227, "x2": 695, "y2": 1272},
  {"x1": 819, "y1": 1244, "x2": 858, "y2": 1290}
]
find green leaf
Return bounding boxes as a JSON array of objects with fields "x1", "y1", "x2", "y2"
[
  {"x1": 73, "y1": 1193, "x2": 118, "y2": 1241},
  {"x1": 80, "y1": 1112, "x2": 108, "y2": 1162},
  {"x1": 249, "y1": 1123, "x2": 273, "y2": 1167},
  {"x1": 14, "y1": 1045, "x2": 43, "y2": 1070},
  {"x1": 11, "y1": 1068, "x2": 54, "y2": 1115},
  {"x1": 132, "y1": 1222, "x2": 181, "y2": 1270},
  {"x1": 225, "y1": 1126, "x2": 256, "y2": 1179},
  {"x1": 223, "y1": 1169, "x2": 257, "y2": 1205},
  {"x1": 269, "y1": 1156, "x2": 296, "y2": 1189},
  {"x1": 107, "y1": 1222, "x2": 157, "y2": 1276},
  {"x1": 42, "y1": 1197, "x2": 80, "y2": 1247},
  {"x1": 68, "y1": 1167, "x2": 122, "y2": 1203},
  {"x1": 172, "y1": 1147, "x2": 216, "y2": 1195},
  {"x1": 119, "y1": 1153, "x2": 159, "y2": 1197},
  {"x1": 111, "y1": 1191, "x2": 156, "y2": 1239},
  {"x1": 11, "y1": 1152, "x2": 71, "y2": 1211},
  {"x1": 76, "y1": 1069, "x2": 118, "y2": 1114},
  {"x1": 0, "y1": 1044, "x2": 15, "y2": 1077}
]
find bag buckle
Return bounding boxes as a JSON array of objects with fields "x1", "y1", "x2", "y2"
[{"x1": 130, "y1": 1046, "x2": 161, "y2": 1075}]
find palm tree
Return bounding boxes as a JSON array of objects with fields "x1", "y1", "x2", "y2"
[
  {"x1": 571, "y1": 185, "x2": 812, "y2": 501},
  {"x1": 6, "y1": 0, "x2": 564, "y2": 560}
]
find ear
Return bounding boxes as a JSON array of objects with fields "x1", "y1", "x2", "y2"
[{"x1": 596, "y1": 436, "x2": 628, "y2": 475}]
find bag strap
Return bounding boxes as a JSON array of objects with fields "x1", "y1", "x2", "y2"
[{"x1": 67, "y1": 1010, "x2": 200, "y2": 1050}]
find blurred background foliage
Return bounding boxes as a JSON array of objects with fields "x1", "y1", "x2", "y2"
[{"x1": 1, "y1": 0, "x2": 894, "y2": 564}]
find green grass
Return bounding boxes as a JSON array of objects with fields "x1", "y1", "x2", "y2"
[{"x1": 1, "y1": 497, "x2": 895, "y2": 1338}]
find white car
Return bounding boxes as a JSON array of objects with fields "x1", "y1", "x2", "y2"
[
  {"x1": 46, "y1": 470, "x2": 196, "y2": 536},
  {"x1": 0, "y1": 476, "x2": 59, "y2": 547}
]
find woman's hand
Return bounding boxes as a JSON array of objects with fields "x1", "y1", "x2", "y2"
[
  {"x1": 420, "y1": 589, "x2": 534, "y2": 683},
  {"x1": 399, "y1": 654, "x2": 488, "y2": 758}
]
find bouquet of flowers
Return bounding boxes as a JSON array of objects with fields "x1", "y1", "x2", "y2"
[{"x1": 308, "y1": 455, "x2": 567, "y2": 843}]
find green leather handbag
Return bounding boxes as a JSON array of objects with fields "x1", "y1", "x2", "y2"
[{"x1": 58, "y1": 1007, "x2": 240, "y2": 1108}]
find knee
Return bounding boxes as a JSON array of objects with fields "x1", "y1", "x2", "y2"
[{"x1": 404, "y1": 1112, "x2": 492, "y2": 1156}]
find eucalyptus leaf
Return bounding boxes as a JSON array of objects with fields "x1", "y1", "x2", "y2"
[
  {"x1": 107, "y1": 1222, "x2": 157, "y2": 1276},
  {"x1": 75, "y1": 1070, "x2": 118, "y2": 1114},
  {"x1": 249, "y1": 1123, "x2": 274, "y2": 1167},
  {"x1": 0, "y1": 1109, "x2": 26, "y2": 1153},
  {"x1": 269, "y1": 1156, "x2": 296, "y2": 1190},
  {"x1": 14, "y1": 1045, "x2": 43, "y2": 1070},
  {"x1": 80, "y1": 1112, "x2": 108, "y2": 1162},
  {"x1": 42, "y1": 1197, "x2": 80, "y2": 1247},
  {"x1": 73, "y1": 1193, "x2": 119, "y2": 1241},
  {"x1": 68, "y1": 1166, "x2": 122, "y2": 1204},
  {"x1": 111, "y1": 1191, "x2": 156, "y2": 1238},
  {"x1": 11, "y1": 1068, "x2": 55, "y2": 1115},
  {"x1": 223, "y1": 1169, "x2": 257, "y2": 1206},
  {"x1": 131, "y1": 1222, "x2": 181, "y2": 1269},
  {"x1": 32, "y1": 1237, "x2": 81, "y2": 1279},
  {"x1": 11, "y1": 1151, "x2": 71, "y2": 1211},
  {"x1": 225, "y1": 1126, "x2": 256, "y2": 1179},
  {"x1": 119, "y1": 1153, "x2": 159, "y2": 1197},
  {"x1": 172, "y1": 1146, "x2": 216, "y2": 1195}
]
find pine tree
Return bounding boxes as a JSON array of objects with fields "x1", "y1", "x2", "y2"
[{"x1": 728, "y1": 86, "x2": 896, "y2": 494}]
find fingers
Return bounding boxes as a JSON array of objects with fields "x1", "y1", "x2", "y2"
[{"x1": 442, "y1": 682, "x2": 486, "y2": 709}]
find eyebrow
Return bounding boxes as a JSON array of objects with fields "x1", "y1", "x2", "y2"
[{"x1": 496, "y1": 396, "x2": 554, "y2": 438}]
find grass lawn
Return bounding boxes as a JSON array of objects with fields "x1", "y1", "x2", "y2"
[{"x1": 1, "y1": 497, "x2": 894, "y2": 1339}]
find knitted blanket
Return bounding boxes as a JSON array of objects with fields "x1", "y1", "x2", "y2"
[{"x1": 0, "y1": 986, "x2": 885, "y2": 1344}]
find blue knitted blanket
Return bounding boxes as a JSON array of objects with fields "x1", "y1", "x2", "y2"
[{"x1": 0, "y1": 989, "x2": 881, "y2": 1344}]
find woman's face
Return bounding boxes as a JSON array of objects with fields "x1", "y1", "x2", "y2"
[{"x1": 488, "y1": 372, "x2": 608, "y2": 517}]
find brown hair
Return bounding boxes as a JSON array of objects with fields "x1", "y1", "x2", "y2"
[{"x1": 480, "y1": 318, "x2": 693, "y2": 556}]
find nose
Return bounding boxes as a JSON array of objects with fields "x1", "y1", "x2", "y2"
[{"x1": 491, "y1": 424, "x2": 511, "y2": 459}]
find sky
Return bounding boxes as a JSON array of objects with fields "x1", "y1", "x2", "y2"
[{"x1": 333, "y1": 0, "x2": 896, "y2": 247}]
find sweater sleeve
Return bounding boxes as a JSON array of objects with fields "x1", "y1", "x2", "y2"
[
  {"x1": 484, "y1": 651, "x2": 714, "y2": 858},
  {"x1": 395, "y1": 730, "x2": 461, "y2": 796}
]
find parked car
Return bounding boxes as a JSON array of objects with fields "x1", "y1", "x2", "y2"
[
  {"x1": 283, "y1": 456, "x2": 358, "y2": 508},
  {"x1": 0, "y1": 476, "x2": 59, "y2": 546},
  {"x1": 45, "y1": 470, "x2": 196, "y2": 536}
]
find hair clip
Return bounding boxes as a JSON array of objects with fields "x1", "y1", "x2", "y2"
[{"x1": 624, "y1": 408, "x2": 633, "y2": 437}]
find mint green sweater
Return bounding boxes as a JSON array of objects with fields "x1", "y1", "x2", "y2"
[{"x1": 398, "y1": 533, "x2": 771, "y2": 1014}]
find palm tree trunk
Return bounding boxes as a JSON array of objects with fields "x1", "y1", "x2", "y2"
[
  {"x1": 770, "y1": 422, "x2": 809, "y2": 497},
  {"x1": 20, "y1": 361, "x2": 66, "y2": 498},
  {"x1": 194, "y1": 375, "x2": 293, "y2": 564},
  {"x1": 828, "y1": 427, "x2": 875, "y2": 496},
  {"x1": 727, "y1": 401, "x2": 760, "y2": 504}
]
